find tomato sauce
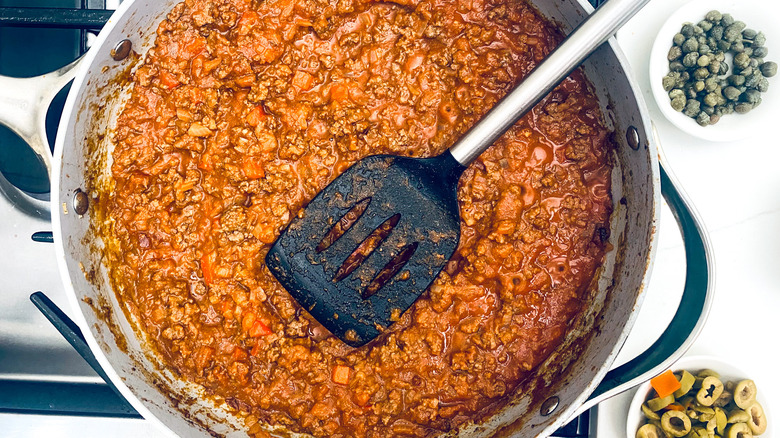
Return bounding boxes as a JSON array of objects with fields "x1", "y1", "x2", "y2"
[{"x1": 105, "y1": 0, "x2": 614, "y2": 436}]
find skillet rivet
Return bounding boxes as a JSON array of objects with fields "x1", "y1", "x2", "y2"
[
  {"x1": 73, "y1": 189, "x2": 89, "y2": 216},
  {"x1": 111, "y1": 39, "x2": 133, "y2": 61},
  {"x1": 626, "y1": 126, "x2": 641, "y2": 150},
  {"x1": 540, "y1": 396, "x2": 559, "y2": 416}
]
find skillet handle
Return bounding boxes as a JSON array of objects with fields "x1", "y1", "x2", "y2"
[
  {"x1": 0, "y1": 57, "x2": 84, "y2": 216},
  {"x1": 571, "y1": 153, "x2": 715, "y2": 417}
]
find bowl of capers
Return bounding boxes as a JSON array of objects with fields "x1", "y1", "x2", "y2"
[
  {"x1": 626, "y1": 355, "x2": 772, "y2": 438},
  {"x1": 649, "y1": 0, "x2": 779, "y2": 141}
]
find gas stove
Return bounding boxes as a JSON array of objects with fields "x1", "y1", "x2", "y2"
[
  {"x1": 0, "y1": 1, "x2": 672, "y2": 437},
  {"x1": 0, "y1": 0, "x2": 147, "y2": 424}
]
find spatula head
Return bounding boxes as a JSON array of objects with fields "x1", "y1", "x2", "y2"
[{"x1": 266, "y1": 153, "x2": 464, "y2": 347}]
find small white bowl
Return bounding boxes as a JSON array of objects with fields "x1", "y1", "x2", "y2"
[
  {"x1": 626, "y1": 355, "x2": 773, "y2": 438},
  {"x1": 649, "y1": 0, "x2": 780, "y2": 142}
]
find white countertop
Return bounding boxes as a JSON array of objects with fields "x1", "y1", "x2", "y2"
[{"x1": 598, "y1": 0, "x2": 780, "y2": 436}]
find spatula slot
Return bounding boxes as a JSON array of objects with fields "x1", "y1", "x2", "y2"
[
  {"x1": 361, "y1": 242, "x2": 419, "y2": 300},
  {"x1": 316, "y1": 197, "x2": 372, "y2": 253},
  {"x1": 333, "y1": 213, "x2": 401, "y2": 282}
]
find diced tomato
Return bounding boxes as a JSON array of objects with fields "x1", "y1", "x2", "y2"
[
  {"x1": 158, "y1": 70, "x2": 180, "y2": 89},
  {"x1": 182, "y1": 36, "x2": 207, "y2": 59},
  {"x1": 235, "y1": 74, "x2": 256, "y2": 88},
  {"x1": 241, "y1": 312, "x2": 257, "y2": 332},
  {"x1": 256, "y1": 131, "x2": 277, "y2": 152},
  {"x1": 242, "y1": 157, "x2": 265, "y2": 179},
  {"x1": 188, "y1": 87, "x2": 204, "y2": 105},
  {"x1": 198, "y1": 152, "x2": 214, "y2": 172},
  {"x1": 231, "y1": 347, "x2": 248, "y2": 362},
  {"x1": 332, "y1": 365, "x2": 351, "y2": 385},
  {"x1": 193, "y1": 346, "x2": 214, "y2": 369},
  {"x1": 236, "y1": 10, "x2": 259, "y2": 36},
  {"x1": 246, "y1": 105, "x2": 267, "y2": 127},
  {"x1": 188, "y1": 122, "x2": 213, "y2": 137},
  {"x1": 249, "y1": 319, "x2": 273, "y2": 337},
  {"x1": 200, "y1": 251, "x2": 217, "y2": 285},
  {"x1": 330, "y1": 83, "x2": 349, "y2": 102},
  {"x1": 650, "y1": 369, "x2": 681, "y2": 399},
  {"x1": 291, "y1": 70, "x2": 314, "y2": 91},
  {"x1": 250, "y1": 343, "x2": 262, "y2": 356},
  {"x1": 221, "y1": 300, "x2": 234, "y2": 320},
  {"x1": 203, "y1": 58, "x2": 221, "y2": 75}
]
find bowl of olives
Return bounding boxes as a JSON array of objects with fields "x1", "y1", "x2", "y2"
[
  {"x1": 649, "y1": 0, "x2": 779, "y2": 141},
  {"x1": 627, "y1": 355, "x2": 772, "y2": 438}
]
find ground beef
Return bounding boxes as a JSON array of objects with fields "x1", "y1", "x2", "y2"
[{"x1": 104, "y1": 0, "x2": 614, "y2": 436}]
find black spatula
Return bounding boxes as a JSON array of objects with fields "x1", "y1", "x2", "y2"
[{"x1": 266, "y1": 0, "x2": 649, "y2": 347}]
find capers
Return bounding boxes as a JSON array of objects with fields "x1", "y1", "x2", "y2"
[
  {"x1": 682, "y1": 52, "x2": 699, "y2": 67},
  {"x1": 703, "y1": 92, "x2": 718, "y2": 107},
  {"x1": 683, "y1": 37, "x2": 699, "y2": 53},
  {"x1": 696, "y1": 112, "x2": 711, "y2": 126},
  {"x1": 754, "y1": 32, "x2": 766, "y2": 47},
  {"x1": 735, "y1": 52, "x2": 750, "y2": 69},
  {"x1": 757, "y1": 78, "x2": 769, "y2": 92},
  {"x1": 705, "y1": 10, "x2": 723, "y2": 22},
  {"x1": 668, "y1": 46, "x2": 683, "y2": 61},
  {"x1": 744, "y1": 89, "x2": 761, "y2": 104},
  {"x1": 723, "y1": 86, "x2": 741, "y2": 100},
  {"x1": 760, "y1": 61, "x2": 777, "y2": 77},
  {"x1": 662, "y1": 10, "x2": 775, "y2": 125}
]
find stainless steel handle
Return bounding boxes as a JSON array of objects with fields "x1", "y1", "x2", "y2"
[
  {"x1": 448, "y1": 0, "x2": 651, "y2": 166},
  {"x1": 0, "y1": 56, "x2": 84, "y2": 217},
  {"x1": 0, "y1": 57, "x2": 83, "y2": 178}
]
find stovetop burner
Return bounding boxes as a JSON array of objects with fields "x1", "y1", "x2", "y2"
[
  {"x1": 0, "y1": 0, "x2": 129, "y2": 417},
  {"x1": 0, "y1": 1, "x2": 111, "y2": 195}
]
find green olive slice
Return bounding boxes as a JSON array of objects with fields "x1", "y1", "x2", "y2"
[
  {"x1": 699, "y1": 412, "x2": 715, "y2": 422},
  {"x1": 694, "y1": 405, "x2": 715, "y2": 415},
  {"x1": 726, "y1": 422, "x2": 753, "y2": 438},
  {"x1": 715, "y1": 407, "x2": 728, "y2": 434},
  {"x1": 642, "y1": 402, "x2": 661, "y2": 421},
  {"x1": 733, "y1": 380, "x2": 757, "y2": 409},
  {"x1": 728, "y1": 408, "x2": 750, "y2": 423},
  {"x1": 689, "y1": 426, "x2": 709, "y2": 438},
  {"x1": 697, "y1": 376, "x2": 724, "y2": 407},
  {"x1": 636, "y1": 423, "x2": 665, "y2": 438},
  {"x1": 679, "y1": 395, "x2": 694, "y2": 410},
  {"x1": 707, "y1": 416, "x2": 718, "y2": 433},
  {"x1": 674, "y1": 370, "x2": 696, "y2": 398},
  {"x1": 662, "y1": 410, "x2": 692, "y2": 437},
  {"x1": 745, "y1": 402, "x2": 767, "y2": 435},
  {"x1": 698, "y1": 369, "x2": 721, "y2": 379},
  {"x1": 647, "y1": 394, "x2": 675, "y2": 411}
]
